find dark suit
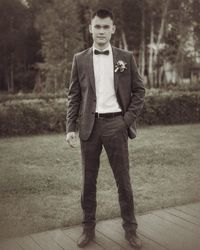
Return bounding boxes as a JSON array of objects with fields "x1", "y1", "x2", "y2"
[
  {"x1": 67, "y1": 46, "x2": 145, "y2": 140},
  {"x1": 67, "y1": 46, "x2": 145, "y2": 233}
]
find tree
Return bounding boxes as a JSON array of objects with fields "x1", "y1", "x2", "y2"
[
  {"x1": 188, "y1": 0, "x2": 200, "y2": 63},
  {"x1": 1, "y1": 0, "x2": 199, "y2": 93},
  {"x1": 0, "y1": 0, "x2": 41, "y2": 93},
  {"x1": 142, "y1": 0, "x2": 171, "y2": 88},
  {"x1": 162, "y1": 0, "x2": 197, "y2": 85},
  {"x1": 33, "y1": 0, "x2": 82, "y2": 92}
]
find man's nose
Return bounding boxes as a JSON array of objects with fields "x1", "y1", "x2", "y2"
[{"x1": 99, "y1": 28, "x2": 105, "y2": 33}]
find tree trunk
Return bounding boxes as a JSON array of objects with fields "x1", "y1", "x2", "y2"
[
  {"x1": 119, "y1": 39, "x2": 123, "y2": 49},
  {"x1": 153, "y1": 0, "x2": 170, "y2": 87},
  {"x1": 180, "y1": 52, "x2": 184, "y2": 84},
  {"x1": 148, "y1": 12, "x2": 154, "y2": 88},
  {"x1": 153, "y1": 0, "x2": 170, "y2": 64},
  {"x1": 54, "y1": 72, "x2": 58, "y2": 93},
  {"x1": 174, "y1": 12, "x2": 185, "y2": 85},
  {"x1": 9, "y1": 17, "x2": 14, "y2": 93},
  {"x1": 10, "y1": 53, "x2": 14, "y2": 93},
  {"x1": 121, "y1": 30, "x2": 128, "y2": 50},
  {"x1": 6, "y1": 69, "x2": 10, "y2": 93},
  {"x1": 158, "y1": 66, "x2": 164, "y2": 87},
  {"x1": 139, "y1": 2, "x2": 145, "y2": 78}
]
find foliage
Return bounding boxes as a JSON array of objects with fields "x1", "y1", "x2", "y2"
[
  {"x1": 0, "y1": 99, "x2": 65, "y2": 136},
  {"x1": 0, "y1": 91, "x2": 199, "y2": 136},
  {"x1": 0, "y1": 92, "x2": 66, "y2": 103},
  {"x1": 0, "y1": 0, "x2": 41, "y2": 93},
  {"x1": 140, "y1": 90, "x2": 200, "y2": 125},
  {"x1": 34, "y1": 0, "x2": 82, "y2": 91},
  {"x1": 0, "y1": 0, "x2": 200, "y2": 93}
]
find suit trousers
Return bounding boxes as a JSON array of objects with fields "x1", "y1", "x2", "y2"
[{"x1": 80, "y1": 115, "x2": 138, "y2": 233}]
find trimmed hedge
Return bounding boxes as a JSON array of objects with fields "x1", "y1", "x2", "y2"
[
  {"x1": 139, "y1": 91, "x2": 200, "y2": 125},
  {"x1": 0, "y1": 92, "x2": 66, "y2": 103},
  {"x1": 0, "y1": 99, "x2": 66, "y2": 136},
  {"x1": 0, "y1": 91, "x2": 200, "y2": 136}
]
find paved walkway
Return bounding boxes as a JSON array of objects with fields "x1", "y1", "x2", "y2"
[{"x1": 0, "y1": 202, "x2": 200, "y2": 250}]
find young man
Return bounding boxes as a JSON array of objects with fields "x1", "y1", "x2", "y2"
[{"x1": 66, "y1": 8, "x2": 145, "y2": 248}]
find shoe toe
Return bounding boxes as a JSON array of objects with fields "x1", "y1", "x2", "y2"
[
  {"x1": 125, "y1": 232, "x2": 142, "y2": 249},
  {"x1": 77, "y1": 232, "x2": 95, "y2": 248}
]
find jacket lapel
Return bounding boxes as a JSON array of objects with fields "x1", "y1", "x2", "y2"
[
  {"x1": 87, "y1": 47, "x2": 96, "y2": 94},
  {"x1": 112, "y1": 46, "x2": 120, "y2": 92}
]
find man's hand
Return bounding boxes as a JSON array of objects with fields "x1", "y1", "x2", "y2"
[{"x1": 66, "y1": 132, "x2": 77, "y2": 148}]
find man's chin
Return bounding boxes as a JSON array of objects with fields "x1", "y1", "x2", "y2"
[{"x1": 96, "y1": 41, "x2": 108, "y2": 47}]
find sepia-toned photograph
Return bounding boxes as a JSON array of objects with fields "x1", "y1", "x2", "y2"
[{"x1": 0, "y1": 0, "x2": 199, "y2": 249}]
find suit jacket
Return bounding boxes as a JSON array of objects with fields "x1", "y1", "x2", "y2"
[{"x1": 67, "y1": 46, "x2": 145, "y2": 141}]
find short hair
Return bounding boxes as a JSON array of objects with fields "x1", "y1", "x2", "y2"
[{"x1": 91, "y1": 8, "x2": 114, "y2": 21}]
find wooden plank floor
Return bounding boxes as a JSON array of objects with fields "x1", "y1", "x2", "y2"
[{"x1": 0, "y1": 202, "x2": 200, "y2": 250}]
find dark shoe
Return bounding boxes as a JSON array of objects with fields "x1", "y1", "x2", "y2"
[
  {"x1": 125, "y1": 231, "x2": 142, "y2": 249},
  {"x1": 77, "y1": 230, "x2": 95, "y2": 248}
]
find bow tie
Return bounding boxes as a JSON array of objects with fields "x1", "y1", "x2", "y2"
[{"x1": 94, "y1": 49, "x2": 109, "y2": 55}]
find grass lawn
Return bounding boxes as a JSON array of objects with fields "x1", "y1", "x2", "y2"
[{"x1": 0, "y1": 124, "x2": 200, "y2": 239}]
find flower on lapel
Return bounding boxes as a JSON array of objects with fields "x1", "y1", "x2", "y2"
[{"x1": 114, "y1": 60, "x2": 127, "y2": 73}]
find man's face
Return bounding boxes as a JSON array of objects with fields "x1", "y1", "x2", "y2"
[{"x1": 89, "y1": 16, "x2": 116, "y2": 48}]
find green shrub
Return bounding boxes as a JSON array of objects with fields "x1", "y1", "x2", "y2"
[
  {"x1": 140, "y1": 91, "x2": 200, "y2": 125},
  {"x1": 0, "y1": 91, "x2": 199, "y2": 136},
  {"x1": 0, "y1": 92, "x2": 67, "y2": 103},
  {"x1": 0, "y1": 100, "x2": 66, "y2": 136}
]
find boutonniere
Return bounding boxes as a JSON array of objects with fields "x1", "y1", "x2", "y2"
[{"x1": 114, "y1": 60, "x2": 127, "y2": 73}]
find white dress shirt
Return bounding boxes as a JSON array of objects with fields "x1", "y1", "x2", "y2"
[{"x1": 93, "y1": 44, "x2": 122, "y2": 113}]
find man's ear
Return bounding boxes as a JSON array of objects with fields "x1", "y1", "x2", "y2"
[
  {"x1": 89, "y1": 24, "x2": 92, "y2": 34},
  {"x1": 112, "y1": 25, "x2": 116, "y2": 34}
]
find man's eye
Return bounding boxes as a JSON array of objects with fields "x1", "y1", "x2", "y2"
[
  {"x1": 103, "y1": 25, "x2": 110, "y2": 29},
  {"x1": 95, "y1": 25, "x2": 101, "y2": 29}
]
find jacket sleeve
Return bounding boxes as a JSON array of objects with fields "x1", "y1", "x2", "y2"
[
  {"x1": 124, "y1": 53, "x2": 145, "y2": 127},
  {"x1": 66, "y1": 55, "x2": 81, "y2": 133}
]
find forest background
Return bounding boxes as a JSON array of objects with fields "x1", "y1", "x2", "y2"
[{"x1": 1, "y1": 0, "x2": 200, "y2": 94}]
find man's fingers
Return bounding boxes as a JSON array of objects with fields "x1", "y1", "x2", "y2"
[
  {"x1": 68, "y1": 139, "x2": 75, "y2": 148},
  {"x1": 66, "y1": 133, "x2": 76, "y2": 148}
]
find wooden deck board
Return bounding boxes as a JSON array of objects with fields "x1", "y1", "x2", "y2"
[
  {"x1": 139, "y1": 213, "x2": 200, "y2": 250},
  {"x1": 165, "y1": 207, "x2": 200, "y2": 226},
  {"x1": 0, "y1": 202, "x2": 200, "y2": 250},
  {"x1": 187, "y1": 202, "x2": 200, "y2": 212},
  {"x1": 152, "y1": 209, "x2": 200, "y2": 235},
  {"x1": 92, "y1": 230, "x2": 125, "y2": 250},
  {"x1": 49, "y1": 229, "x2": 78, "y2": 250},
  {"x1": 137, "y1": 215, "x2": 175, "y2": 249},
  {"x1": 175, "y1": 205, "x2": 200, "y2": 219},
  {"x1": 30, "y1": 231, "x2": 63, "y2": 250},
  {"x1": 105, "y1": 218, "x2": 168, "y2": 250},
  {"x1": 96, "y1": 220, "x2": 134, "y2": 249},
  {"x1": 16, "y1": 236, "x2": 42, "y2": 250}
]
